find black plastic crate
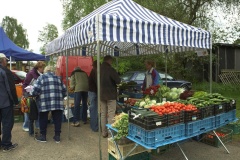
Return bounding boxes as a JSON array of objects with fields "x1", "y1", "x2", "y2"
[
  {"x1": 199, "y1": 105, "x2": 215, "y2": 119},
  {"x1": 184, "y1": 110, "x2": 201, "y2": 123},
  {"x1": 214, "y1": 103, "x2": 227, "y2": 115},
  {"x1": 167, "y1": 111, "x2": 184, "y2": 126},
  {"x1": 225, "y1": 101, "x2": 236, "y2": 112},
  {"x1": 129, "y1": 110, "x2": 168, "y2": 130}
]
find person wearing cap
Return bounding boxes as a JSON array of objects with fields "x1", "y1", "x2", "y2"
[
  {"x1": 0, "y1": 53, "x2": 19, "y2": 152},
  {"x1": 31, "y1": 66, "x2": 66, "y2": 143},
  {"x1": 70, "y1": 66, "x2": 89, "y2": 127},
  {"x1": 100, "y1": 55, "x2": 121, "y2": 138},
  {"x1": 88, "y1": 60, "x2": 98, "y2": 132}
]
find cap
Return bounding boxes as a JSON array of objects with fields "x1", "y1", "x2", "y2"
[{"x1": 0, "y1": 53, "x2": 9, "y2": 60}]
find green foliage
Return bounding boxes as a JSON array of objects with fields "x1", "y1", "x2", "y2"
[
  {"x1": 1, "y1": 16, "x2": 29, "y2": 49},
  {"x1": 38, "y1": 23, "x2": 59, "y2": 55},
  {"x1": 61, "y1": 0, "x2": 106, "y2": 30}
]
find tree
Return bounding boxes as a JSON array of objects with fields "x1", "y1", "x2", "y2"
[
  {"x1": 38, "y1": 23, "x2": 59, "y2": 54},
  {"x1": 1, "y1": 16, "x2": 29, "y2": 49},
  {"x1": 61, "y1": 0, "x2": 106, "y2": 30}
]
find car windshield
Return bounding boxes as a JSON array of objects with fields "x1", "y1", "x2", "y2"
[
  {"x1": 120, "y1": 72, "x2": 134, "y2": 81},
  {"x1": 159, "y1": 73, "x2": 174, "y2": 80},
  {"x1": 15, "y1": 71, "x2": 27, "y2": 80}
]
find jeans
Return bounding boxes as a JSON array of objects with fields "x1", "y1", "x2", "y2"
[
  {"x1": 100, "y1": 100, "x2": 116, "y2": 136},
  {"x1": 0, "y1": 106, "x2": 14, "y2": 147},
  {"x1": 88, "y1": 92, "x2": 98, "y2": 131},
  {"x1": 73, "y1": 91, "x2": 88, "y2": 123},
  {"x1": 39, "y1": 110, "x2": 63, "y2": 136}
]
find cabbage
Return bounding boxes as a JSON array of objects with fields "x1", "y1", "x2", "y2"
[
  {"x1": 151, "y1": 100, "x2": 157, "y2": 104},
  {"x1": 177, "y1": 88, "x2": 185, "y2": 94},
  {"x1": 139, "y1": 101, "x2": 146, "y2": 107},
  {"x1": 169, "y1": 92, "x2": 178, "y2": 99},
  {"x1": 171, "y1": 87, "x2": 178, "y2": 92}
]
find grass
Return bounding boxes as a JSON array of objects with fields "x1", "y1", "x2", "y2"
[{"x1": 192, "y1": 82, "x2": 240, "y2": 140}]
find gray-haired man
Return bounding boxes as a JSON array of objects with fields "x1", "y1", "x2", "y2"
[{"x1": 0, "y1": 53, "x2": 19, "y2": 152}]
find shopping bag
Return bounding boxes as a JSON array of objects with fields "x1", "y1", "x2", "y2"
[
  {"x1": 29, "y1": 98, "x2": 38, "y2": 120},
  {"x1": 64, "y1": 107, "x2": 73, "y2": 119},
  {"x1": 20, "y1": 97, "x2": 29, "y2": 113}
]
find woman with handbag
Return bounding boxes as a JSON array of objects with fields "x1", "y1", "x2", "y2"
[
  {"x1": 32, "y1": 66, "x2": 66, "y2": 143},
  {"x1": 22, "y1": 61, "x2": 45, "y2": 136}
]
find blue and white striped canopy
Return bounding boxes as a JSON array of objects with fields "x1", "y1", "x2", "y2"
[{"x1": 46, "y1": 0, "x2": 211, "y2": 56}]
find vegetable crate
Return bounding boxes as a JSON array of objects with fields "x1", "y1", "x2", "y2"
[
  {"x1": 108, "y1": 138, "x2": 150, "y2": 159},
  {"x1": 199, "y1": 105, "x2": 215, "y2": 119},
  {"x1": 223, "y1": 123, "x2": 240, "y2": 135},
  {"x1": 184, "y1": 110, "x2": 201, "y2": 123},
  {"x1": 150, "y1": 144, "x2": 174, "y2": 156},
  {"x1": 108, "y1": 151, "x2": 150, "y2": 160},
  {"x1": 185, "y1": 116, "x2": 216, "y2": 137},
  {"x1": 167, "y1": 111, "x2": 184, "y2": 126},
  {"x1": 225, "y1": 100, "x2": 236, "y2": 112},
  {"x1": 128, "y1": 123, "x2": 185, "y2": 148},
  {"x1": 129, "y1": 110, "x2": 168, "y2": 130},
  {"x1": 215, "y1": 109, "x2": 236, "y2": 128},
  {"x1": 201, "y1": 128, "x2": 233, "y2": 147},
  {"x1": 214, "y1": 103, "x2": 227, "y2": 115}
]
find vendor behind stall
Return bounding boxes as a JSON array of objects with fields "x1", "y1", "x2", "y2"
[{"x1": 142, "y1": 60, "x2": 160, "y2": 91}]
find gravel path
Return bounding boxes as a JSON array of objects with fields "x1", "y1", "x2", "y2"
[{"x1": 1, "y1": 122, "x2": 240, "y2": 160}]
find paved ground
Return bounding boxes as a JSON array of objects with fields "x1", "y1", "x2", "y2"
[{"x1": 0, "y1": 122, "x2": 240, "y2": 160}]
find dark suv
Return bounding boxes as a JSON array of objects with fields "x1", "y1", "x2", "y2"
[
  {"x1": 11, "y1": 70, "x2": 27, "y2": 84},
  {"x1": 120, "y1": 71, "x2": 192, "y2": 90}
]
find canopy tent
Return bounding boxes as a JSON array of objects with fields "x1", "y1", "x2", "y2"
[
  {"x1": 45, "y1": 0, "x2": 212, "y2": 159},
  {"x1": 0, "y1": 26, "x2": 46, "y2": 62},
  {"x1": 46, "y1": 0, "x2": 211, "y2": 56}
]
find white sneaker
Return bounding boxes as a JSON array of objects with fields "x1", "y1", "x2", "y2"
[{"x1": 22, "y1": 128, "x2": 29, "y2": 132}]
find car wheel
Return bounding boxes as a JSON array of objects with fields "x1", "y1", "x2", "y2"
[{"x1": 181, "y1": 85, "x2": 189, "y2": 91}]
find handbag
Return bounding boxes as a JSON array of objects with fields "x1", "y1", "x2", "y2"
[
  {"x1": 29, "y1": 97, "x2": 38, "y2": 120},
  {"x1": 64, "y1": 106, "x2": 73, "y2": 119},
  {"x1": 20, "y1": 97, "x2": 30, "y2": 113}
]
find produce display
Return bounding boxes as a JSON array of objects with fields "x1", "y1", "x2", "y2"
[
  {"x1": 111, "y1": 113, "x2": 129, "y2": 140},
  {"x1": 150, "y1": 102, "x2": 197, "y2": 116}
]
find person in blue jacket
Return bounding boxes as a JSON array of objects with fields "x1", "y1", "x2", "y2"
[{"x1": 142, "y1": 60, "x2": 160, "y2": 91}]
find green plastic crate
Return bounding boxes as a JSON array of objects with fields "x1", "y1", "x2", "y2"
[
  {"x1": 201, "y1": 128, "x2": 233, "y2": 147},
  {"x1": 14, "y1": 115, "x2": 24, "y2": 123},
  {"x1": 109, "y1": 151, "x2": 150, "y2": 160},
  {"x1": 223, "y1": 123, "x2": 240, "y2": 135}
]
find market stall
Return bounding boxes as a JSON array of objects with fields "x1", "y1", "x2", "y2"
[{"x1": 45, "y1": 0, "x2": 213, "y2": 159}]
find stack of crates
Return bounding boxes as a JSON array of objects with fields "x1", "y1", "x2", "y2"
[{"x1": 108, "y1": 138, "x2": 150, "y2": 160}]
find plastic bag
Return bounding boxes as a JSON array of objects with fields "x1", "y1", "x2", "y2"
[{"x1": 64, "y1": 107, "x2": 73, "y2": 119}]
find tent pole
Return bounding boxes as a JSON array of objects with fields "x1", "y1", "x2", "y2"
[
  {"x1": 210, "y1": 49, "x2": 212, "y2": 93},
  {"x1": 66, "y1": 51, "x2": 70, "y2": 140},
  {"x1": 10, "y1": 56, "x2": 12, "y2": 70},
  {"x1": 96, "y1": 14, "x2": 102, "y2": 160}
]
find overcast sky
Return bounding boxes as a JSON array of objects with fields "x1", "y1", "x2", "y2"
[{"x1": 0, "y1": 0, "x2": 63, "y2": 53}]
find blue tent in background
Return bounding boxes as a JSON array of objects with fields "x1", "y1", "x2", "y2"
[{"x1": 0, "y1": 26, "x2": 46, "y2": 61}]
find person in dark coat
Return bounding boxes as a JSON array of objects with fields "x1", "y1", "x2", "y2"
[
  {"x1": 0, "y1": 53, "x2": 19, "y2": 152},
  {"x1": 100, "y1": 55, "x2": 121, "y2": 138},
  {"x1": 22, "y1": 61, "x2": 45, "y2": 136},
  {"x1": 88, "y1": 60, "x2": 98, "y2": 132}
]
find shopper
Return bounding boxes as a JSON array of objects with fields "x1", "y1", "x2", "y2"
[
  {"x1": 0, "y1": 53, "x2": 19, "y2": 152},
  {"x1": 142, "y1": 59, "x2": 160, "y2": 91},
  {"x1": 100, "y1": 55, "x2": 121, "y2": 138},
  {"x1": 70, "y1": 66, "x2": 89, "y2": 127},
  {"x1": 22, "y1": 61, "x2": 45, "y2": 136},
  {"x1": 88, "y1": 60, "x2": 98, "y2": 132},
  {"x1": 32, "y1": 66, "x2": 66, "y2": 143}
]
